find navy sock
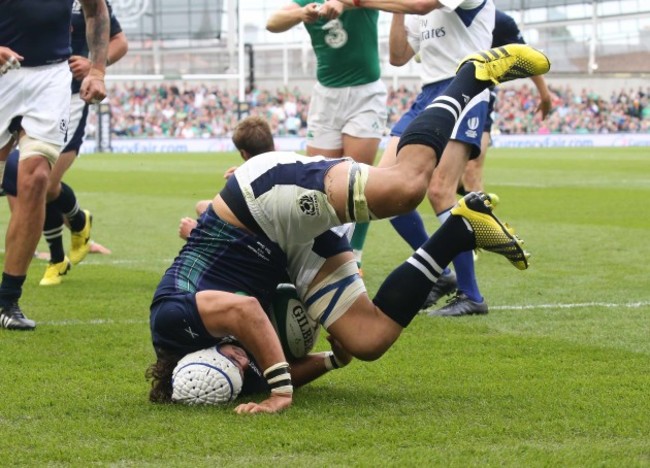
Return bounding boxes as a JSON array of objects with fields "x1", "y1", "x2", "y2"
[
  {"x1": 54, "y1": 182, "x2": 85, "y2": 232},
  {"x1": 453, "y1": 251, "x2": 483, "y2": 303},
  {"x1": 43, "y1": 202, "x2": 66, "y2": 264},
  {"x1": 0, "y1": 273, "x2": 26, "y2": 307},
  {"x1": 373, "y1": 215, "x2": 475, "y2": 327},
  {"x1": 389, "y1": 211, "x2": 429, "y2": 250}
]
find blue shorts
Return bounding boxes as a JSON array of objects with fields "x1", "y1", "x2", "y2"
[{"x1": 391, "y1": 78, "x2": 489, "y2": 159}]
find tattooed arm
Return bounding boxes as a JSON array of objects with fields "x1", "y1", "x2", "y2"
[{"x1": 78, "y1": 0, "x2": 109, "y2": 103}]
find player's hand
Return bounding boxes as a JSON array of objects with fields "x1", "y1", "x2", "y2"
[
  {"x1": 536, "y1": 95, "x2": 552, "y2": 120},
  {"x1": 68, "y1": 55, "x2": 92, "y2": 81},
  {"x1": 80, "y1": 67, "x2": 107, "y2": 104},
  {"x1": 301, "y1": 3, "x2": 321, "y2": 23},
  {"x1": 0, "y1": 47, "x2": 23, "y2": 76},
  {"x1": 327, "y1": 335, "x2": 352, "y2": 368},
  {"x1": 223, "y1": 165, "x2": 238, "y2": 179},
  {"x1": 234, "y1": 393, "x2": 293, "y2": 414},
  {"x1": 319, "y1": 0, "x2": 343, "y2": 20},
  {"x1": 179, "y1": 217, "x2": 198, "y2": 240}
]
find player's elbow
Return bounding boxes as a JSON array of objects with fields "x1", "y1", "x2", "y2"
[
  {"x1": 266, "y1": 19, "x2": 286, "y2": 33},
  {"x1": 389, "y1": 53, "x2": 410, "y2": 67}
]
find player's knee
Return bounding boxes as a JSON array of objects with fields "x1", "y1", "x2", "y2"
[
  {"x1": 19, "y1": 165, "x2": 50, "y2": 194},
  {"x1": 347, "y1": 342, "x2": 389, "y2": 362},
  {"x1": 427, "y1": 181, "x2": 447, "y2": 204},
  {"x1": 395, "y1": 175, "x2": 428, "y2": 212},
  {"x1": 354, "y1": 348, "x2": 386, "y2": 362}
]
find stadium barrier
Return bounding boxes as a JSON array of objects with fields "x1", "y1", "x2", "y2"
[{"x1": 81, "y1": 133, "x2": 650, "y2": 154}]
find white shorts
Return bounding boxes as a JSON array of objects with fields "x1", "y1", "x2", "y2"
[
  {"x1": 0, "y1": 62, "x2": 72, "y2": 150},
  {"x1": 307, "y1": 79, "x2": 388, "y2": 150}
]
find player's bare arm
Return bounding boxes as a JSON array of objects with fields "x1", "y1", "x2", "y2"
[
  {"x1": 335, "y1": 0, "x2": 446, "y2": 14},
  {"x1": 267, "y1": 3, "x2": 321, "y2": 33},
  {"x1": 389, "y1": 13, "x2": 415, "y2": 66},
  {"x1": 78, "y1": 0, "x2": 109, "y2": 104},
  {"x1": 196, "y1": 291, "x2": 294, "y2": 414},
  {"x1": 318, "y1": 0, "x2": 344, "y2": 20},
  {"x1": 531, "y1": 75, "x2": 552, "y2": 119}
]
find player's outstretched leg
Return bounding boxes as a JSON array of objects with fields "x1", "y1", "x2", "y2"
[
  {"x1": 456, "y1": 43, "x2": 551, "y2": 85},
  {"x1": 450, "y1": 192, "x2": 530, "y2": 270}
]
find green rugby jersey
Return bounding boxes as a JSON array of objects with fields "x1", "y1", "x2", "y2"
[{"x1": 295, "y1": 1, "x2": 380, "y2": 87}]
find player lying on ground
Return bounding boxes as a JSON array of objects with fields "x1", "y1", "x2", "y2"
[
  {"x1": 149, "y1": 283, "x2": 354, "y2": 405},
  {"x1": 148, "y1": 44, "x2": 550, "y2": 414}
]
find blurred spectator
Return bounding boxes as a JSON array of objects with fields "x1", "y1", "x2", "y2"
[{"x1": 87, "y1": 82, "x2": 650, "y2": 139}]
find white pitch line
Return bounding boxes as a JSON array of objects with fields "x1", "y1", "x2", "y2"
[
  {"x1": 491, "y1": 301, "x2": 650, "y2": 311},
  {"x1": 38, "y1": 301, "x2": 650, "y2": 326},
  {"x1": 41, "y1": 318, "x2": 148, "y2": 326}
]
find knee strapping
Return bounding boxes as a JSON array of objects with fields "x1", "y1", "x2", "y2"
[
  {"x1": 345, "y1": 162, "x2": 377, "y2": 223},
  {"x1": 19, "y1": 135, "x2": 60, "y2": 167},
  {"x1": 304, "y1": 259, "x2": 366, "y2": 329}
]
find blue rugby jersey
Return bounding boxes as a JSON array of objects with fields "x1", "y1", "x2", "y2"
[
  {"x1": 152, "y1": 206, "x2": 288, "y2": 313},
  {"x1": 0, "y1": 0, "x2": 74, "y2": 67},
  {"x1": 70, "y1": 0, "x2": 122, "y2": 93}
]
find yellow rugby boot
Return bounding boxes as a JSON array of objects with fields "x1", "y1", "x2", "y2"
[
  {"x1": 70, "y1": 210, "x2": 92, "y2": 265},
  {"x1": 451, "y1": 192, "x2": 530, "y2": 270},
  {"x1": 457, "y1": 43, "x2": 551, "y2": 85},
  {"x1": 39, "y1": 257, "x2": 71, "y2": 286}
]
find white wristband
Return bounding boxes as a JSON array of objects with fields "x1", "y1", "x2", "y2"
[{"x1": 324, "y1": 352, "x2": 345, "y2": 371}]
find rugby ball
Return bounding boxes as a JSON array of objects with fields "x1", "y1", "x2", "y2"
[
  {"x1": 270, "y1": 283, "x2": 320, "y2": 361},
  {"x1": 171, "y1": 346, "x2": 243, "y2": 405}
]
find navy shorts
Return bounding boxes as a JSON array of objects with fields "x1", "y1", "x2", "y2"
[
  {"x1": 391, "y1": 78, "x2": 489, "y2": 159},
  {"x1": 150, "y1": 293, "x2": 217, "y2": 357},
  {"x1": 62, "y1": 93, "x2": 90, "y2": 154}
]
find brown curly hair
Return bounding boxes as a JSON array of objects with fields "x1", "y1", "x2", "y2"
[{"x1": 145, "y1": 349, "x2": 183, "y2": 403}]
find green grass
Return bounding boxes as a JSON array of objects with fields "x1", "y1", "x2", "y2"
[{"x1": 1, "y1": 147, "x2": 649, "y2": 467}]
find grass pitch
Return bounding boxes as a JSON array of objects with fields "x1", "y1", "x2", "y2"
[{"x1": 1, "y1": 147, "x2": 649, "y2": 467}]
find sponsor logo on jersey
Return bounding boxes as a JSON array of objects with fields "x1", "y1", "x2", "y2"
[
  {"x1": 322, "y1": 19, "x2": 348, "y2": 49},
  {"x1": 419, "y1": 19, "x2": 446, "y2": 40}
]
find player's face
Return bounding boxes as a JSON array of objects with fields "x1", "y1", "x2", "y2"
[{"x1": 219, "y1": 344, "x2": 250, "y2": 377}]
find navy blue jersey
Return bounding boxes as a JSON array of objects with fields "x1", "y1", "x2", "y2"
[
  {"x1": 492, "y1": 9, "x2": 525, "y2": 47},
  {"x1": 152, "y1": 206, "x2": 288, "y2": 314},
  {"x1": 70, "y1": 0, "x2": 122, "y2": 93},
  {"x1": 0, "y1": 0, "x2": 74, "y2": 67}
]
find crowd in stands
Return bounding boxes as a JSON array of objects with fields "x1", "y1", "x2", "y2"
[{"x1": 87, "y1": 82, "x2": 650, "y2": 139}]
